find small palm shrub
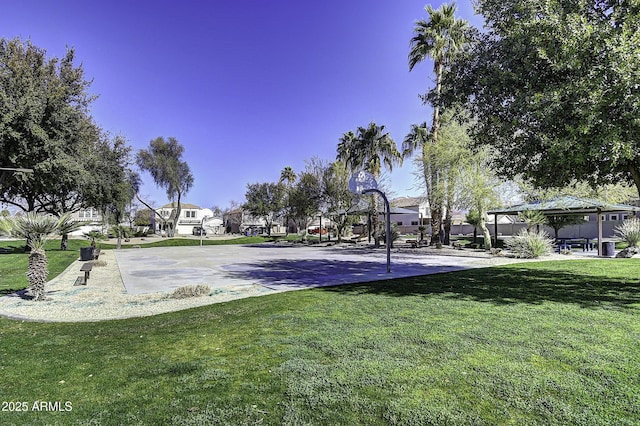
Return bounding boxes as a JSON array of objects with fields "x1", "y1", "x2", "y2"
[
  {"x1": 505, "y1": 229, "x2": 554, "y2": 259},
  {"x1": 12, "y1": 213, "x2": 60, "y2": 301},
  {"x1": 614, "y1": 217, "x2": 640, "y2": 247},
  {"x1": 170, "y1": 284, "x2": 211, "y2": 299}
]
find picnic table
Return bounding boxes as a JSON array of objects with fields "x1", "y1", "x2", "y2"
[{"x1": 556, "y1": 238, "x2": 596, "y2": 253}]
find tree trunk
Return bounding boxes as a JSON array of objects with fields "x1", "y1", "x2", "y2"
[
  {"x1": 628, "y1": 164, "x2": 640, "y2": 202},
  {"x1": 60, "y1": 233, "x2": 69, "y2": 251},
  {"x1": 431, "y1": 60, "x2": 443, "y2": 144},
  {"x1": 430, "y1": 206, "x2": 442, "y2": 246},
  {"x1": 479, "y1": 217, "x2": 492, "y2": 250},
  {"x1": 443, "y1": 208, "x2": 452, "y2": 246},
  {"x1": 370, "y1": 194, "x2": 380, "y2": 247},
  {"x1": 27, "y1": 249, "x2": 48, "y2": 301}
]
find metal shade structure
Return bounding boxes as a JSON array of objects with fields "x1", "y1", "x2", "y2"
[{"x1": 488, "y1": 196, "x2": 640, "y2": 255}]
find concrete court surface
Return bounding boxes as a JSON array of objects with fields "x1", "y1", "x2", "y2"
[{"x1": 114, "y1": 244, "x2": 495, "y2": 295}]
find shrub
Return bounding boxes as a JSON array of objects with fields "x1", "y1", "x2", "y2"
[
  {"x1": 170, "y1": 284, "x2": 211, "y2": 299},
  {"x1": 614, "y1": 217, "x2": 640, "y2": 247},
  {"x1": 505, "y1": 229, "x2": 554, "y2": 258}
]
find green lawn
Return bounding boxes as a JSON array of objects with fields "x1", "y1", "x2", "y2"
[
  {"x1": 0, "y1": 239, "x2": 90, "y2": 294},
  {"x1": 0, "y1": 257, "x2": 638, "y2": 425}
]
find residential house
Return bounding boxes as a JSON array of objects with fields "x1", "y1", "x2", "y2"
[
  {"x1": 69, "y1": 207, "x2": 104, "y2": 236},
  {"x1": 223, "y1": 208, "x2": 285, "y2": 235},
  {"x1": 156, "y1": 202, "x2": 218, "y2": 235}
]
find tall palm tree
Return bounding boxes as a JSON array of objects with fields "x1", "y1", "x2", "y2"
[
  {"x1": 408, "y1": 3, "x2": 469, "y2": 244},
  {"x1": 279, "y1": 166, "x2": 296, "y2": 186},
  {"x1": 279, "y1": 166, "x2": 296, "y2": 235},
  {"x1": 409, "y1": 3, "x2": 469, "y2": 143},
  {"x1": 11, "y1": 213, "x2": 61, "y2": 301},
  {"x1": 337, "y1": 122, "x2": 402, "y2": 245}
]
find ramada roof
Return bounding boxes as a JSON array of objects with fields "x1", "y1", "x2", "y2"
[{"x1": 488, "y1": 196, "x2": 640, "y2": 215}]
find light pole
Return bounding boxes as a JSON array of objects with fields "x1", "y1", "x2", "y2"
[{"x1": 363, "y1": 188, "x2": 391, "y2": 273}]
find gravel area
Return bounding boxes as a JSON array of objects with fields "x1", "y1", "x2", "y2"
[{"x1": 0, "y1": 250, "x2": 277, "y2": 323}]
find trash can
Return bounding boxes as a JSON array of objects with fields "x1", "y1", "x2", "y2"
[
  {"x1": 80, "y1": 247, "x2": 94, "y2": 261},
  {"x1": 601, "y1": 241, "x2": 615, "y2": 257}
]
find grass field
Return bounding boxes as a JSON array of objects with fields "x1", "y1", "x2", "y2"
[{"x1": 0, "y1": 252, "x2": 638, "y2": 424}]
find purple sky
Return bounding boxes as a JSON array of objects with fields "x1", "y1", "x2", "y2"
[{"x1": 1, "y1": 1, "x2": 483, "y2": 210}]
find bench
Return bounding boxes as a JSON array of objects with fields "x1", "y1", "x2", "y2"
[
  {"x1": 406, "y1": 239, "x2": 429, "y2": 248},
  {"x1": 80, "y1": 262, "x2": 93, "y2": 283}
]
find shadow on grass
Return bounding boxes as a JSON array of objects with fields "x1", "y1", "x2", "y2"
[
  {"x1": 0, "y1": 245, "x2": 26, "y2": 254},
  {"x1": 224, "y1": 256, "x2": 640, "y2": 309},
  {"x1": 322, "y1": 261, "x2": 640, "y2": 309}
]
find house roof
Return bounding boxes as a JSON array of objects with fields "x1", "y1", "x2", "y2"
[
  {"x1": 332, "y1": 206, "x2": 420, "y2": 216},
  {"x1": 488, "y1": 196, "x2": 640, "y2": 215},
  {"x1": 160, "y1": 202, "x2": 201, "y2": 210},
  {"x1": 391, "y1": 196, "x2": 427, "y2": 208}
]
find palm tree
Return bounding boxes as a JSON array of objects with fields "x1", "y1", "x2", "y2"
[
  {"x1": 409, "y1": 3, "x2": 469, "y2": 143},
  {"x1": 279, "y1": 166, "x2": 296, "y2": 235},
  {"x1": 279, "y1": 166, "x2": 296, "y2": 186},
  {"x1": 518, "y1": 209, "x2": 546, "y2": 231},
  {"x1": 408, "y1": 3, "x2": 469, "y2": 244},
  {"x1": 337, "y1": 122, "x2": 402, "y2": 246},
  {"x1": 10, "y1": 213, "x2": 61, "y2": 301},
  {"x1": 403, "y1": 122, "x2": 444, "y2": 243}
]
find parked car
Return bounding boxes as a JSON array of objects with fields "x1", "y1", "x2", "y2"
[{"x1": 192, "y1": 226, "x2": 206, "y2": 236}]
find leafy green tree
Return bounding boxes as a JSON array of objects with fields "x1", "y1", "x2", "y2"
[
  {"x1": 517, "y1": 180, "x2": 638, "y2": 205},
  {"x1": 136, "y1": 137, "x2": 193, "y2": 237},
  {"x1": 458, "y1": 148, "x2": 502, "y2": 249},
  {"x1": 545, "y1": 214, "x2": 587, "y2": 241},
  {"x1": 404, "y1": 109, "x2": 470, "y2": 245},
  {"x1": 443, "y1": 0, "x2": 640, "y2": 198},
  {"x1": 323, "y1": 161, "x2": 360, "y2": 242},
  {"x1": 336, "y1": 122, "x2": 402, "y2": 246},
  {"x1": 81, "y1": 135, "x2": 140, "y2": 248},
  {"x1": 289, "y1": 172, "x2": 323, "y2": 241},
  {"x1": 243, "y1": 182, "x2": 285, "y2": 236},
  {"x1": 0, "y1": 37, "x2": 102, "y2": 214},
  {"x1": 465, "y1": 210, "x2": 482, "y2": 244},
  {"x1": 133, "y1": 208, "x2": 153, "y2": 227}
]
